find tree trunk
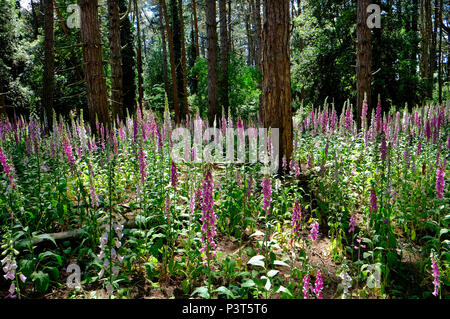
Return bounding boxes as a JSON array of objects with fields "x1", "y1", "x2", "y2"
[
  {"x1": 78, "y1": 0, "x2": 110, "y2": 129},
  {"x1": 228, "y1": 0, "x2": 232, "y2": 52},
  {"x1": 108, "y1": 0, "x2": 124, "y2": 121},
  {"x1": 161, "y1": 0, "x2": 180, "y2": 123},
  {"x1": 192, "y1": 0, "x2": 200, "y2": 58},
  {"x1": 206, "y1": 0, "x2": 219, "y2": 125},
  {"x1": 159, "y1": 0, "x2": 170, "y2": 101},
  {"x1": 219, "y1": 0, "x2": 229, "y2": 114},
  {"x1": 261, "y1": 0, "x2": 293, "y2": 172},
  {"x1": 356, "y1": 0, "x2": 371, "y2": 130},
  {"x1": 120, "y1": 0, "x2": 136, "y2": 116},
  {"x1": 420, "y1": 0, "x2": 432, "y2": 100},
  {"x1": 437, "y1": 0, "x2": 443, "y2": 104},
  {"x1": 43, "y1": 0, "x2": 54, "y2": 127},
  {"x1": 134, "y1": 0, "x2": 144, "y2": 111},
  {"x1": 253, "y1": 0, "x2": 262, "y2": 70},
  {"x1": 178, "y1": 0, "x2": 189, "y2": 117}
]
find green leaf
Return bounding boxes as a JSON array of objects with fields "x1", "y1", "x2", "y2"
[
  {"x1": 215, "y1": 286, "x2": 235, "y2": 299},
  {"x1": 261, "y1": 276, "x2": 271, "y2": 291},
  {"x1": 38, "y1": 251, "x2": 62, "y2": 266},
  {"x1": 247, "y1": 255, "x2": 265, "y2": 268},
  {"x1": 191, "y1": 286, "x2": 210, "y2": 299},
  {"x1": 267, "y1": 270, "x2": 279, "y2": 278},
  {"x1": 273, "y1": 260, "x2": 290, "y2": 268},
  {"x1": 31, "y1": 271, "x2": 50, "y2": 295},
  {"x1": 34, "y1": 234, "x2": 57, "y2": 247},
  {"x1": 439, "y1": 228, "x2": 449, "y2": 237},
  {"x1": 277, "y1": 285, "x2": 293, "y2": 297},
  {"x1": 241, "y1": 279, "x2": 255, "y2": 288}
]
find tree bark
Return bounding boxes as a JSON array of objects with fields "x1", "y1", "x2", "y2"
[
  {"x1": 119, "y1": 0, "x2": 136, "y2": 116},
  {"x1": 254, "y1": 0, "x2": 261, "y2": 70},
  {"x1": 206, "y1": 0, "x2": 219, "y2": 125},
  {"x1": 219, "y1": 0, "x2": 229, "y2": 114},
  {"x1": 179, "y1": 0, "x2": 189, "y2": 117},
  {"x1": 192, "y1": 0, "x2": 200, "y2": 58},
  {"x1": 356, "y1": 0, "x2": 371, "y2": 130},
  {"x1": 158, "y1": 0, "x2": 170, "y2": 101},
  {"x1": 161, "y1": 0, "x2": 180, "y2": 123},
  {"x1": 78, "y1": 0, "x2": 110, "y2": 129},
  {"x1": 437, "y1": 0, "x2": 443, "y2": 104},
  {"x1": 108, "y1": 0, "x2": 124, "y2": 121},
  {"x1": 43, "y1": 0, "x2": 54, "y2": 127},
  {"x1": 134, "y1": 0, "x2": 144, "y2": 111},
  {"x1": 261, "y1": 0, "x2": 293, "y2": 172}
]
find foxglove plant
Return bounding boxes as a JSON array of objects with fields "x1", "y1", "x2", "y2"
[
  {"x1": 430, "y1": 253, "x2": 441, "y2": 297},
  {"x1": 436, "y1": 166, "x2": 445, "y2": 200}
]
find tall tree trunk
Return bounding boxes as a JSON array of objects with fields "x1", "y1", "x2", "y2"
[
  {"x1": 79, "y1": 0, "x2": 110, "y2": 128},
  {"x1": 246, "y1": 17, "x2": 252, "y2": 66},
  {"x1": 120, "y1": 0, "x2": 136, "y2": 116},
  {"x1": 159, "y1": 0, "x2": 170, "y2": 101},
  {"x1": 228, "y1": 0, "x2": 232, "y2": 52},
  {"x1": 429, "y1": 0, "x2": 437, "y2": 99},
  {"x1": 43, "y1": 0, "x2": 54, "y2": 127},
  {"x1": 192, "y1": 0, "x2": 200, "y2": 58},
  {"x1": 219, "y1": 0, "x2": 229, "y2": 114},
  {"x1": 261, "y1": 0, "x2": 293, "y2": 172},
  {"x1": 108, "y1": 0, "x2": 124, "y2": 121},
  {"x1": 206, "y1": 0, "x2": 219, "y2": 125},
  {"x1": 420, "y1": 0, "x2": 432, "y2": 100},
  {"x1": 161, "y1": 0, "x2": 180, "y2": 123},
  {"x1": 356, "y1": 0, "x2": 372, "y2": 130},
  {"x1": 170, "y1": 0, "x2": 185, "y2": 119},
  {"x1": 437, "y1": 0, "x2": 443, "y2": 104},
  {"x1": 179, "y1": 0, "x2": 189, "y2": 116},
  {"x1": 253, "y1": 0, "x2": 262, "y2": 70},
  {"x1": 134, "y1": 0, "x2": 144, "y2": 111}
]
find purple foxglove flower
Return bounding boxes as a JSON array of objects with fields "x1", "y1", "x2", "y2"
[
  {"x1": 303, "y1": 274, "x2": 310, "y2": 299},
  {"x1": 308, "y1": 222, "x2": 319, "y2": 241},
  {"x1": 348, "y1": 214, "x2": 356, "y2": 233},
  {"x1": 171, "y1": 161, "x2": 178, "y2": 188},
  {"x1": 314, "y1": 270, "x2": 324, "y2": 299},
  {"x1": 380, "y1": 136, "x2": 387, "y2": 161},
  {"x1": 370, "y1": 189, "x2": 378, "y2": 213},
  {"x1": 436, "y1": 167, "x2": 445, "y2": 200},
  {"x1": 261, "y1": 177, "x2": 272, "y2": 215}
]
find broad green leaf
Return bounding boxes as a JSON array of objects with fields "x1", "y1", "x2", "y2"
[{"x1": 247, "y1": 255, "x2": 265, "y2": 268}]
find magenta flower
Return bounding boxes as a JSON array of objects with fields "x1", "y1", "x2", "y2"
[
  {"x1": 90, "y1": 185, "x2": 99, "y2": 207},
  {"x1": 313, "y1": 270, "x2": 324, "y2": 299},
  {"x1": 376, "y1": 101, "x2": 382, "y2": 133},
  {"x1": 171, "y1": 160, "x2": 178, "y2": 188},
  {"x1": 431, "y1": 257, "x2": 440, "y2": 297},
  {"x1": 380, "y1": 136, "x2": 387, "y2": 160},
  {"x1": 348, "y1": 214, "x2": 356, "y2": 233},
  {"x1": 416, "y1": 141, "x2": 422, "y2": 155},
  {"x1": 436, "y1": 167, "x2": 445, "y2": 200},
  {"x1": 199, "y1": 167, "x2": 217, "y2": 264},
  {"x1": 138, "y1": 145, "x2": 147, "y2": 183},
  {"x1": 62, "y1": 137, "x2": 75, "y2": 169},
  {"x1": 303, "y1": 274, "x2": 311, "y2": 299},
  {"x1": 308, "y1": 221, "x2": 319, "y2": 241},
  {"x1": 261, "y1": 177, "x2": 272, "y2": 215},
  {"x1": 370, "y1": 189, "x2": 378, "y2": 213},
  {"x1": 291, "y1": 201, "x2": 304, "y2": 242}
]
